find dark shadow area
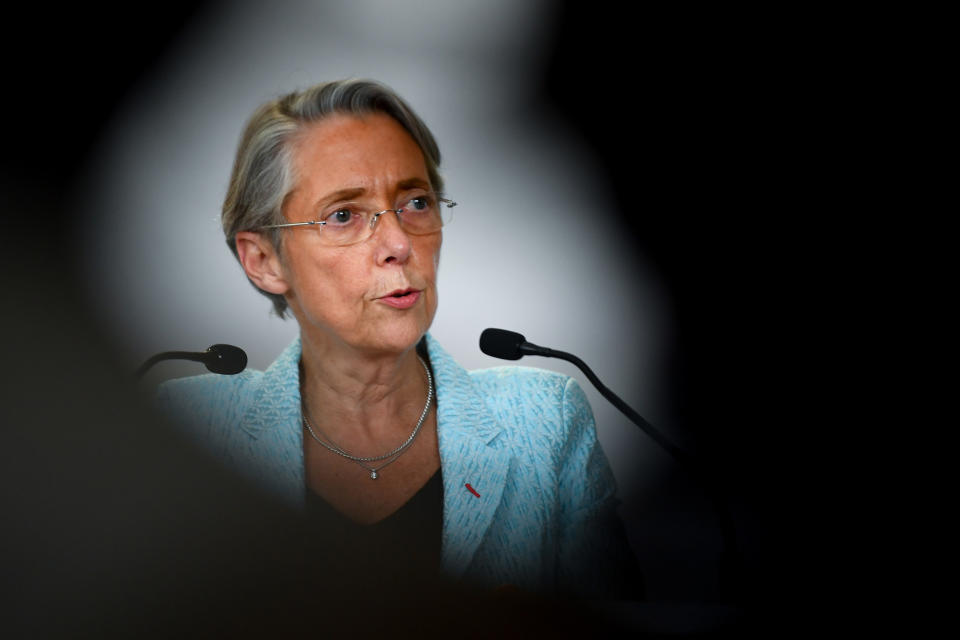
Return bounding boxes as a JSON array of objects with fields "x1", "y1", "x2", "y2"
[{"x1": 535, "y1": 0, "x2": 825, "y2": 630}]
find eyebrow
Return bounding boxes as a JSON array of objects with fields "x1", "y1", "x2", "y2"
[
  {"x1": 396, "y1": 177, "x2": 432, "y2": 192},
  {"x1": 311, "y1": 178, "x2": 433, "y2": 210},
  {"x1": 314, "y1": 188, "x2": 366, "y2": 208}
]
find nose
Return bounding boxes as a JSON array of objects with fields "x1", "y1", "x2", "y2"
[{"x1": 370, "y1": 209, "x2": 412, "y2": 265}]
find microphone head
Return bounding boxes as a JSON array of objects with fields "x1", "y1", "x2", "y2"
[
  {"x1": 480, "y1": 328, "x2": 527, "y2": 360},
  {"x1": 203, "y1": 344, "x2": 248, "y2": 374}
]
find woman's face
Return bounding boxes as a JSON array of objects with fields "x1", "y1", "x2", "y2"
[{"x1": 277, "y1": 112, "x2": 442, "y2": 357}]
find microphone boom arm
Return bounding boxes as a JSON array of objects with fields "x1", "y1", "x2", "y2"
[{"x1": 135, "y1": 351, "x2": 208, "y2": 379}]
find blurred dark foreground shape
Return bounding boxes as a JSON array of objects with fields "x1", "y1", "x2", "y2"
[
  {"x1": 0, "y1": 242, "x2": 606, "y2": 637},
  {"x1": 1, "y1": 238, "x2": 757, "y2": 637}
]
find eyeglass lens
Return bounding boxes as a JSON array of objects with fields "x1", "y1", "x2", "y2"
[{"x1": 319, "y1": 194, "x2": 451, "y2": 246}]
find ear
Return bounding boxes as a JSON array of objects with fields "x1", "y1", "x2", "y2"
[{"x1": 235, "y1": 231, "x2": 289, "y2": 295}]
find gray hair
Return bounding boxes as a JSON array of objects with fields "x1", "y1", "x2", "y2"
[{"x1": 222, "y1": 79, "x2": 445, "y2": 317}]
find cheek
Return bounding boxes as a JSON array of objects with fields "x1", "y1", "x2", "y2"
[
  {"x1": 283, "y1": 246, "x2": 362, "y2": 312},
  {"x1": 420, "y1": 234, "x2": 442, "y2": 275}
]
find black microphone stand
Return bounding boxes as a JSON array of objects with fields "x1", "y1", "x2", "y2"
[
  {"x1": 135, "y1": 344, "x2": 248, "y2": 380},
  {"x1": 136, "y1": 351, "x2": 209, "y2": 379},
  {"x1": 500, "y1": 332, "x2": 742, "y2": 603}
]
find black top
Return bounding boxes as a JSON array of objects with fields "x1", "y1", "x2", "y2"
[
  {"x1": 301, "y1": 339, "x2": 444, "y2": 593},
  {"x1": 303, "y1": 467, "x2": 443, "y2": 591}
]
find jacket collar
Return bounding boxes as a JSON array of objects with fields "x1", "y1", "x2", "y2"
[
  {"x1": 236, "y1": 333, "x2": 511, "y2": 576},
  {"x1": 238, "y1": 336, "x2": 304, "y2": 441}
]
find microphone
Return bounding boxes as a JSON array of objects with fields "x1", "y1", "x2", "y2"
[
  {"x1": 481, "y1": 328, "x2": 662, "y2": 443},
  {"x1": 136, "y1": 344, "x2": 248, "y2": 379},
  {"x1": 479, "y1": 328, "x2": 741, "y2": 601},
  {"x1": 479, "y1": 328, "x2": 553, "y2": 360},
  {"x1": 201, "y1": 344, "x2": 248, "y2": 374}
]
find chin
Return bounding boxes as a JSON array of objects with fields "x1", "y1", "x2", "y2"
[{"x1": 361, "y1": 320, "x2": 430, "y2": 356}]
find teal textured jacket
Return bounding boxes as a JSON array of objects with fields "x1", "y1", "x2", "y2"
[{"x1": 157, "y1": 334, "x2": 639, "y2": 597}]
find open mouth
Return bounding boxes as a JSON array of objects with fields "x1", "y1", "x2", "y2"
[{"x1": 378, "y1": 288, "x2": 421, "y2": 308}]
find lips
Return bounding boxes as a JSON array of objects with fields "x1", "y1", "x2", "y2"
[{"x1": 376, "y1": 288, "x2": 422, "y2": 309}]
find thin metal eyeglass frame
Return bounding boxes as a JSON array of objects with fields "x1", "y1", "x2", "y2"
[{"x1": 256, "y1": 197, "x2": 457, "y2": 244}]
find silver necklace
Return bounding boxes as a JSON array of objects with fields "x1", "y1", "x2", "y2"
[{"x1": 302, "y1": 355, "x2": 433, "y2": 480}]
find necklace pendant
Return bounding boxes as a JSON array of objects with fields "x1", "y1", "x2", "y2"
[{"x1": 370, "y1": 470, "x2": 378, "y2": 480}]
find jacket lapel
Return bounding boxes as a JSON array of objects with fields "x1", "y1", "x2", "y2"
[{"x1": 427, "y1": 335, "x2": 512, "y2": 578}]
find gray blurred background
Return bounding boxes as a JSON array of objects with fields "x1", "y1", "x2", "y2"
[{"x1": 72, "y1": 0, "x2": 683, "y2": 597}]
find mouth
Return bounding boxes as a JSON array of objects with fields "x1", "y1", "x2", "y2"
[
  {"x1": 376, "y1": 288, "x2": 422, "y2": 309},
  {"x1": 383, "y1": 287, "x2": 418, "y2": 298}
]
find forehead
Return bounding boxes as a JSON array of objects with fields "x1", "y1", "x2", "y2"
[{"x1": 289, "y1": 112, "x2": 429, "y2": 197}]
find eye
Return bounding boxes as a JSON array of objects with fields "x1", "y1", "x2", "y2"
[
  {"x1": 323, "y1": 208, "x2": 357, "y2": 226},
  {"x1": 404, "y1": 194, "x2": 433, "y2": 212}
]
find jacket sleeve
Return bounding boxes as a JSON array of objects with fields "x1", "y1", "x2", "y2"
[{"x1": 555, "y1": 377, "x2": 645, "y2": 599}]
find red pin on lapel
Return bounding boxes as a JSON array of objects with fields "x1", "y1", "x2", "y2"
[{"x1": 465, "y1": 483, "x2": 481, "y2": 498}]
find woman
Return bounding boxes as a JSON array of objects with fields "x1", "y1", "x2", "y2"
[{"x1": 158, "y1": 79, "x2": 641, "y2": 599}]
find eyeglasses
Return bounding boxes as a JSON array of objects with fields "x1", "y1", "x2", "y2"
[{"x1": 257, "y1": 192, "x2": 456, "y2": 247}]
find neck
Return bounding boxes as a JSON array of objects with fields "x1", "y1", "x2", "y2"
[{"x1": 298, "y1": 331, "x2": 429, "y2": 446}]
